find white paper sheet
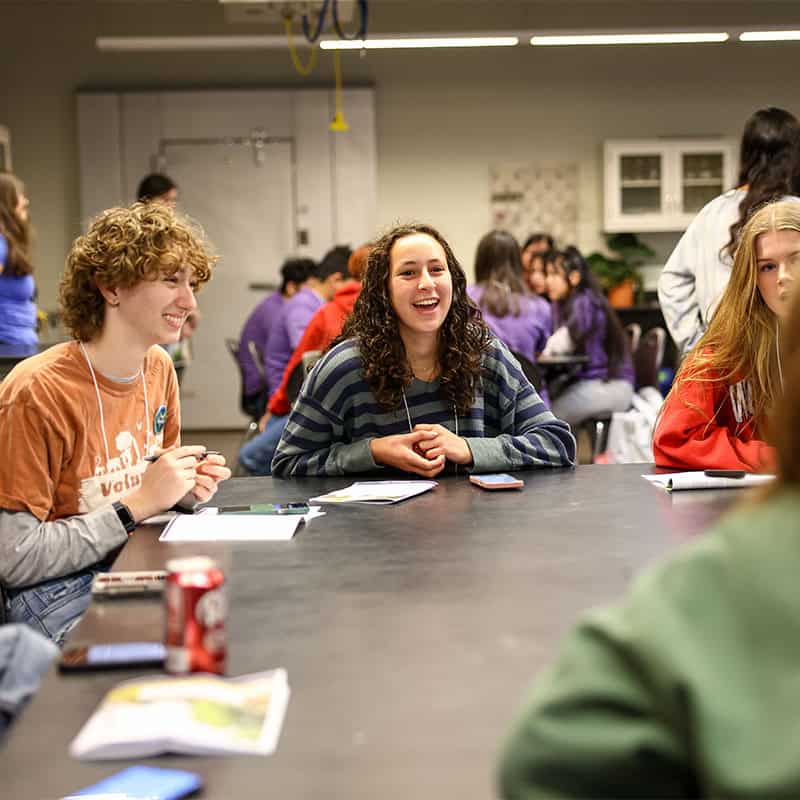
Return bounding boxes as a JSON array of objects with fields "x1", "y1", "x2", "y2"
[
  {"x1": 309, "y1": 480, "x2": 437, "y2": 504},
  {"x1": 642, "y1": 472, "x2": 775, "y2": 492},
  {"x1": 158, "y1": 507, "x2": 313, "y2": 541}
]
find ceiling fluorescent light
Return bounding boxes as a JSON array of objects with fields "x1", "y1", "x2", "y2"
[
  {"x1": 530, "y1": 32, "x2": 729, "y2": 46},
  {"x1": 320, "y1": 36, "x2": 519, "y2": 50},
  {"x1": 739, "y1": 30, "x2": 800, "y2": 42},
  {"x1": 96, "y1": 36, "x2": 300, "y2": 52}
]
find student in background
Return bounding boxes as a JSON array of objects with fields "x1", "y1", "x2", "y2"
[
  {"x1": 271, "y1": 223, "x2": 575, "y2": 478},
  {"x1": 653, "y1": 200, "x2": 799, "y2": 471},
  {"x1": 499, "y1": 288, "x2": 800, "y2": 800},
  {"x1": 136, "y1": 173, "x2": 178, "y2": 207},
  {"x1": 520, "y1": 233, "x2": 554, "y2": 298},
  {"x1": 0, "y1": 173, "x2": 37, "y2": 346},
  {"x1": 659, "y1": 107, "x2": 800, "y2": 355},
  {"x1": 237, "y1": 258, "x2": 313, "y2": 417},
  {"x1": 262, "y1": 246, "x2": 350, "y2": 398},
  {"x1": 0, "y1": 203, "x2": 231, "y2": 645},
  {"x1": 542, "y1": 246, "x2": 634, "y2": 428},
  {"x1": 468, "y1": 230, "x2": 551, "y2": 365},
  {"x1": 238, "y1": 245, "x2": 370, "y2": 476}
]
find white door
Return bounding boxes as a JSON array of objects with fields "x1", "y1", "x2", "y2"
[{"x1": 162, "y1": 139, "x2": 294, "y2": 428}]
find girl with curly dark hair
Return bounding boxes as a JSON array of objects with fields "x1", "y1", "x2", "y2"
[
  {"x1": 0, "y1": 172, "x2": 37, "y2": 345},
  {"x1": 0, "y1": 202, "x2": 231, "y2": 644},
  {"x1": 272, "y1": 223, "x2": 575, "y2": 478}
]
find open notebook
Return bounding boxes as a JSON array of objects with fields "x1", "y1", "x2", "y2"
[{"x1": 643, "y1": 472, "x2": 775, "y2": 492}]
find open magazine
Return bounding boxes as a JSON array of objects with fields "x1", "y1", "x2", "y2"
[{"x1": 70, "y1": 669, "x2": 290, "y2": 760}]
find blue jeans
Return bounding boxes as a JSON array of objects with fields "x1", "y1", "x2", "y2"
[
  {"x1": 238, "y1": 414, "x2": 288, "y2": 476},
  {"x1": 0, "y1": 625, "x2": 58, "y2": 739},
  {"x1": 5, "y1": 563, "x2": 109, "y2": 647}
]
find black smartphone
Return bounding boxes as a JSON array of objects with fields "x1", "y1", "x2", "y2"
[
  {"x1": 59, "y1": 642, "x2": 166, "y2": 672},
  {"x1": 704, "y1": 469, "x2": 746, "y2": 479}
]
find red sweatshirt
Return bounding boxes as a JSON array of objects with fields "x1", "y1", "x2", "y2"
[
  {"x1": 653, "y1": 370, "x2": 774, "y2": 471},
  {"x1": 267, "y1": 281, "x2": 361, "y2": 416}
]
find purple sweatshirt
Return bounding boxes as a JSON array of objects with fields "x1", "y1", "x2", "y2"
[
  {"x1": 468, "y1": 285, "x2": 552, "y2": 362},
  {"x1": 264, "y1": 286, "x2": 324, "y2": 398},
  {"x1": 554, "y1": 290, "x2": 634, "y2": 383},
  {"x1": 238, "y1": 291, "x2": 284, "y2": 396}
]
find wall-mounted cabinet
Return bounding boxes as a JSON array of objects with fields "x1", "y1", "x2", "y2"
[{"x1": 603, "y1": 138, "x2": 737, "y2": 232}]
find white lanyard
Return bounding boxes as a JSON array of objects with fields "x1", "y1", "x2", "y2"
[
  {"x1": 79, "y1": 341, "x2": 150, "y2": 464},
  {"x1": 401, "y1": 386, "x2": 459, "y2": 473}
]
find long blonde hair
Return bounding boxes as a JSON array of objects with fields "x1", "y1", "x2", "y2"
[{"x1": 672, "y1": 199, "x2": 800, "y2": 429}]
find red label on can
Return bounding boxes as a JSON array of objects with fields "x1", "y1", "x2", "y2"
[{"x1": 164, "y1": 557, "x2": 226, "y2": 675}]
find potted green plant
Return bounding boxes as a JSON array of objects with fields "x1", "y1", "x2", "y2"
[{"x1": 586, "y1": 233, "x2": 655, "y2": 308}]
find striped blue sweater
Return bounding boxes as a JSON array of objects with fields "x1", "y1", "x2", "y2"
[{"x1": 271, "y1": 337, "x2": 576, "y2": 477}]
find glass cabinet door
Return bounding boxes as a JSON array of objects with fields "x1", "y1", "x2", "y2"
[
  {"x1": 680, "y1": 151, "x2": 724, "y2": 214},
  {"x1": 619, "y1": 153, "x2": 663, "y2": 215}
]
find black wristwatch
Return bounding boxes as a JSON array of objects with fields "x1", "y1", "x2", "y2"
[{"x1": 112, "y1": 501, "x2": 137, "y2": 535}]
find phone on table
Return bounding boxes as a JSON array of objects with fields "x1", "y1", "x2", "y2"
[
  {"x1": 91, "y1": 570, "x2": 167, "y2": 599},
  {"x1": 469, "y1": 473, "x2": 524, "y2": 490},
  {"x1": 220, "y1": 502, "x2": 310, "y2": 515},
  {"x1": 65, "y1": 765, "x2": 203, "y2": 800},
  {"x1": 59, "y1": 642, "x2": 166, "y2": 672},
  {"x1": 704, "y1": 469, "x2": 746, "y2": 479}
]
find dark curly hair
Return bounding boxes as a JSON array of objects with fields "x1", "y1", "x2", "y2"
[
  {"x1": 60, "y1": 202, "x2": 216, "y2": 341},
  {"x1": 337, "y1": 222, "x2": 492, "y2": 415}
]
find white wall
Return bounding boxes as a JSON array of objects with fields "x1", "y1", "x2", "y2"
[{"x1": 2, "y1": 1, "x2": 800, "y2": 308}]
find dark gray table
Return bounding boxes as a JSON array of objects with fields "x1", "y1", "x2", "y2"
[{"x1": 2, "y1": 465, "x2": 742, "y2": 798}]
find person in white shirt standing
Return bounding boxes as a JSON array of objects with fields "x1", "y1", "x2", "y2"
[{"x1": 658, "y1": 107, "x2": 800, "y2": 356}]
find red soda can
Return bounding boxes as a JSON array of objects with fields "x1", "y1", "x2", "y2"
[{"x1": 164, "y1": 556, "x2": 226, "y2": 675}]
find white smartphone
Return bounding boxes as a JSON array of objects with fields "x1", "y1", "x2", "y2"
[
  {"x1": 91, "y1": 570, "x2": 167, "y2": 599},
  {"x1": 469, "y1": 473, "x2": 524, "y2": 490}
]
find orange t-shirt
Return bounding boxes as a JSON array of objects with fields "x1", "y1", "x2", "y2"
[{"x1": 0, "y1": 342, "x2": 180, "y2": 521}]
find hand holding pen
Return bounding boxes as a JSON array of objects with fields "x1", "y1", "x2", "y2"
[
  {"x1": 144, "y1": 449, "x2": 221, "y2": 463},
  {"x1": 144, "y1": 447, "x2": 231, "y2": 506},
  {"x1": 125, "y1": 446, "x2": 211, "y2": 523}
]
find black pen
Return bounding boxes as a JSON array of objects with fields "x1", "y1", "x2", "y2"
[{"x1": 144, "y1": 450, "x2": 221, "y2": 463}]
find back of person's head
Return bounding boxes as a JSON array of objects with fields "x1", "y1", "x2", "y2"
[
  {"x1": 61, "y1": 202, "x2": 215, "y2": 342},
  {"x1": 681, "y1": 199, "x2": 800, "y2": 422},
  {"x1": 312, "y1": 245, "x2": 351, "y2": 281},
  {"x1": 279, "y1": 257, "x2": 314, "y2": 294},
  {"x1": 521, "y1": 232, "x2": 555, "y2": 253},
  {"x1": 136, "y1": 173, "x2": 177, "y2": 204},
  {"x1": 0, "y1": 171, "x2": 32, "y2": 276},
  {"x1": 725, "y1": 107, "x2": 800, "y2": 258},
  {"x1": 347, "y1": 244, "x2": 372, "y2": 281},
  {"x1": 474, "y1": 229, "x2": 526, "y2": 317}
]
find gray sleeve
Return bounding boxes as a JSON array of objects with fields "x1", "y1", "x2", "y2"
[
  {"x1": 0, "y1": 506, "x2": 128, "y2": 588},
  {"x1": 658, "y1": 228, "x2": 704, "y2": 356}
]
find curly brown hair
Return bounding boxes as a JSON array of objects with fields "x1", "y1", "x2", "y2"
[
  {"x1": 0, "y1": 173, "x2": 33, "y2": 277},
  {"x1": 337, "y1": 222, "x2": 491, "y2": 415},
  {"x1": 60, "y1": 202, "x2": 216, "y2": 341}
]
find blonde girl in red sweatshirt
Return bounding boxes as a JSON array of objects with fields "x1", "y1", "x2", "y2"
[{"x1": 653, "y1": 199, "x2": 800, "y2": 470}]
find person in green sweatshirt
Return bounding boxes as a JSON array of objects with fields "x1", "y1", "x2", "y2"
[{"x1": 499, "y1": 288, "x2": 800, "y2": 798}]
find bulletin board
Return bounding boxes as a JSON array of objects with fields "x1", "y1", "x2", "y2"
[{"x1": 489, "y1": 162, "x2": 579, "y2": 246}]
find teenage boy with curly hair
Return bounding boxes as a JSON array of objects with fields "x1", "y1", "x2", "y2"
[{"x1": 0, "y1": 202, "x2": 231, "y2": 644}]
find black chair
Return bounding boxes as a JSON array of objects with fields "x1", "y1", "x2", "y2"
[
  {"x1": 285, "y1": 350, "x2": 323, "y2": 407},
  {"x1": 634, "y1": 326, "x2": 667, "y2": 390},
  {"x1": 225, "y1": 338, "x2": 268, "y2": 419},
  {"x1": 510, "y1": 350, "x2": 544, "y2": 393}
]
